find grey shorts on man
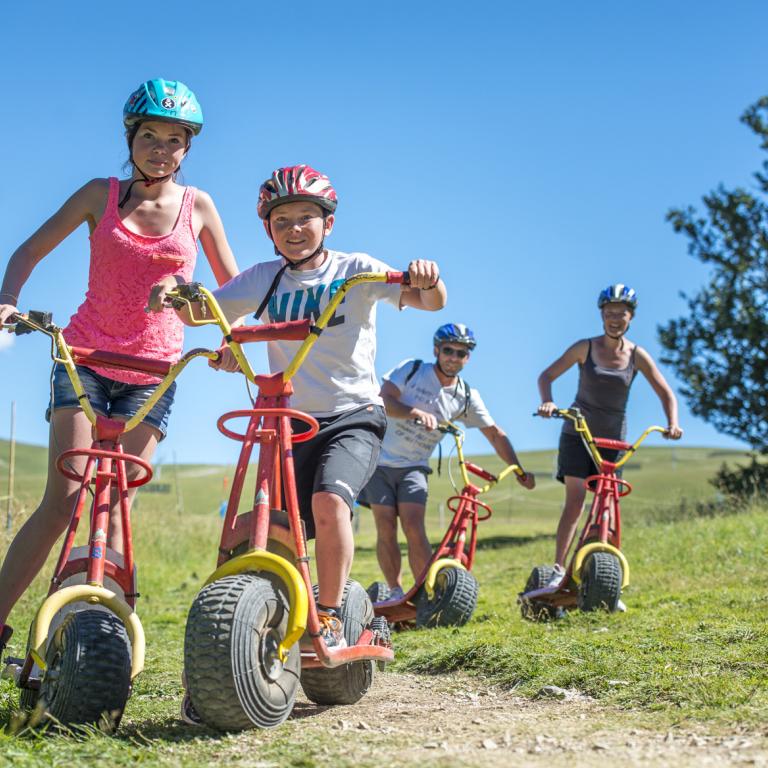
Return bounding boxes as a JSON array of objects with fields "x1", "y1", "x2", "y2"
[{"x1": 360, "y1": 465, "x2": 431, "y2": 508}]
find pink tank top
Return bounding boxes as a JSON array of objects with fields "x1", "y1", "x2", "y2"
[{"x1": 64, "y1": 177, "x2": 198, "y2": 385}]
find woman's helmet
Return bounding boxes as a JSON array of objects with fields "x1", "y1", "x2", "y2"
[
  {"x1": 433, "y1": 323, "x2": 477, "y2": 350},
  {"x1": 257, "y1": 165, "x2": 338, "y2": 220},
  {"x1": 597, "y1": 284, "x2": 638, "y2": 311},
  {"x1": 123, "y1": 79, "x2": 203, "y2": 135}
]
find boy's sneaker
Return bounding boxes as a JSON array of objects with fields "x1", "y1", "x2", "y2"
[
  {"x1": 318, "y1": 610, "x2": 347, "y2": 650},
  {"x1": 0, "y1": 625, "x2": 13, "y2": 659},
  {"x1": 387, "y1": 585, "x2": 405, "y2": 601},
  {"x1": 545, "y1": 565, "x2": 566, "y2": 589},
  {"x1": 616, "y1": 599, "x2": 627, "y2": 612},
  {"x1": 180, "y1": 691, "x2": 203, "y2": 726}
]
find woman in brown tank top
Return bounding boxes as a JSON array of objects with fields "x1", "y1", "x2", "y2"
[{"x1": 536, "y1": 285, "x2": 683, "y2": 591}]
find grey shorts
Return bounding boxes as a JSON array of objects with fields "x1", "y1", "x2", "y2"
[
  {"x1": 291, "y1": 404, "x2": 388, "y2": 539},
  {"x1": 360, "y1": 465, "x2": 431, "y2": 508}
]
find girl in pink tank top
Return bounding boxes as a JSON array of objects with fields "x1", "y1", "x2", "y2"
[{"x1": 0, "y1": 79, "x2": 240, "y2": 659}]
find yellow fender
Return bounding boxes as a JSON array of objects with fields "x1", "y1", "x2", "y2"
[
  {"x1": 30, "y1": 585, "x2": 145, "y2": 680},
  {"x1": 424, "y1": 558, "x2": 467, "y2": 601},
  {"x1": 204, "y1": 550, "x2": 308, "y2": 662},
  {"x1": 572, "y1": 543, "x2": 630, "y2": 589}
]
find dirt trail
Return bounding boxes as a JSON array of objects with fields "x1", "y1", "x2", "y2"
[{"x1": 283, "y1": 672, "x2": 766, "y2": 767}]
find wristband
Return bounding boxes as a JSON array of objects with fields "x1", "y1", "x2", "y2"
[{"x1": 0, "y1": 291, "x2": 18, "y2": 304}]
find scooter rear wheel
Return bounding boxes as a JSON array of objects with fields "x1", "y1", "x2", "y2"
[
  {"x1": 36, "y1": 609, "x2": 131, "y2": 732},
  {"x1": 519, "y1": 565, "x2": 561, "y2": 622},
  {"x1": 577, "y1": 552, "x2": 622, "y2": 612},
  {"x1": 184, "y1": 573, "x2": 300, "y2": 730},
  {"x1": 415, "y1": 567, "x2": 478, "y2": 628},
  {"x1": 301, "y1": 580, "x2": 376, "y2": 705}
]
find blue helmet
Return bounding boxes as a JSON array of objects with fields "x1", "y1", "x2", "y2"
[
  {"x1": 597, "y1": 284, "x2": 638, "y2": 311},
  {"x1": 433, "y1": 323, "x2": 477, "y2": 350},
  {"x1": 123, "y1": 79, "x2": 203, "y2": 135}
]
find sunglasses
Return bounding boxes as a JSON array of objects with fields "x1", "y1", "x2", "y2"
[{"x1": 440, "y1": 346, "x2": 469, "y2": 359}]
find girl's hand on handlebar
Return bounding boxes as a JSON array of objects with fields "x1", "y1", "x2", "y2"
[
  {"x1": 517, "y1": 471, "x2": 536, "y2": 490},
  {"x1": 537, "y1": 402, "x2": 557, "y2": 418},
  {"x1": 0, "y1": 302, "x2": 19, "y2": 327},
  {"x1": 209, "y1": 347, "x2": 241, "y2": 373},
  {"x1": 664, "y1": 424, "x2": 683, "y2": 440},
  {"x1": 410, "y1": 409, "x2": 438, "y2": 430},
  {"x1": 407, "y1": 260, "x2": 440, "y2": 291},
  {"x1": 147, "y1": 276, "x2": 184, "y2": 313}
]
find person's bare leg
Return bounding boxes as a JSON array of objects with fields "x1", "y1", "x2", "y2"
[
  {"x1": 554, "y1": 476, "x2": 587, "y2": 567},
  {"x1": 313, "y1": 491, "x2": 353, "y2": 608},
  {"x1": 371, "y1": 503, "x2": 402, "y2": 588},
  {"x1": 0, "y1": 408, "x2": 92, "y2": 625},
  {"x1": 398, "y1": 502, "x2": 432, "y2": 582}
]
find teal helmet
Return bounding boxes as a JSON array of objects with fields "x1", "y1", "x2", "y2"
[{"x1": 123, "y1": 79, "x2": 203, "y2": 135}]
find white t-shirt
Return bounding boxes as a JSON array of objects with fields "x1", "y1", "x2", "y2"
[
  {"x1": 212, "y1": 250, "x2": 401, "y2": 416},
  {"x1": 377, "y1": 359, "x2": 495, "y2": 468}
]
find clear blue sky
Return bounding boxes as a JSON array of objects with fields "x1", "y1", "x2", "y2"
[{"x1": 1, "y1": 2, "x2": 766, "y2": 464}]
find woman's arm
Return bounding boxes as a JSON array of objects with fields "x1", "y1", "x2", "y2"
[
  {"x1": 194, "y1": 190, "x2": 240, "y2": 286},
  {"x1": 0, "y1": 180, "x2": 105, "y2": 323},
  {"x1": 536, "y1": 339, "x2": 588, "y2": 416},
  {"x1": 635, "y1": 346, "x2": 683, "y2": 438}
]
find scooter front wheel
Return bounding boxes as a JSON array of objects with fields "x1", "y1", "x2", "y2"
[
  {"x1": 577, "y1": 552, "x2": 622, "y2": 612},
  {"x1": 184, "y1": 573, "x2": 300, "y2": 731},
  {"x1": 35, "y1": 609, "x2": 132, "y2": 732},
  {"x1": 415, "y1": 567, "x2": 478, "y2": 628}
]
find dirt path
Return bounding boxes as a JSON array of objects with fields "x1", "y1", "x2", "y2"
[{"x1": 280, "y1": 672, "x2": 766, "y2": 767}]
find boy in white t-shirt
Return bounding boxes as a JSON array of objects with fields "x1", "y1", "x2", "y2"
[
  {"x1": 158, "y1": 165, "x2": 446, "y2": 649},
  {"x1": 361, "y1": 323, "x2": 535, "y2": 599}
]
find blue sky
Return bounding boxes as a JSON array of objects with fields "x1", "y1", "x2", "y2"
[{"x1": 1, "y1": 2, "x2": 766, "y2": 464}]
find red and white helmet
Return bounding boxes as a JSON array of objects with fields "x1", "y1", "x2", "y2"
[{"x1": 257, "y1": 165, "x2": 338, "y2": 220}]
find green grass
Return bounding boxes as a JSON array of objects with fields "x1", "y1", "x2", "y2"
[{"x1": 0, "y1": 438, "x2": 765, "y2": 764}]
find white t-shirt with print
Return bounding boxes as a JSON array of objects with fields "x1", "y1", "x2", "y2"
[
  {"x1": 212, "y1": 250, "x2": 401, "y2": 416},
  {"x1": 377, "y1": 359, "x2": 495, "y2": 468}
]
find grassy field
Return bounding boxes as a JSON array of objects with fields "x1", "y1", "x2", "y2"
[{"x1": 0, "y1": 438, "x2": 765, "y2": 765}]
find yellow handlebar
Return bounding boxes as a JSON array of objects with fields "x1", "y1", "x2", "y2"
[
  {"x1": 9, "y1": 312, "x2": 219, "y2": 434},
  {"x1": 168, "y1": 272, "x2": 406, "y2": 385},
  {"x1": 544, "y1": 407, "x2": 668, "y2": 468}
]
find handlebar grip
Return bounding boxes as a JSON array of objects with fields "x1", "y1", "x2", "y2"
[
  {"x1": 230, "y1": 320, "x2": 311, "y2": 343},
  {"x1": 386, "y1": 271, "x2": 410, "y2": 285}
]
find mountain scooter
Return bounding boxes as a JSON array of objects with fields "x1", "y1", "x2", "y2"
[
  {"x1": 367, "y1": 421, "x2": 529, "y2": 628},
  {"x1": 518, "y1": 407, "x2": 667, "y2": 620},
  {"x1": 167, "y1": 274, "x2": 401, "y2": 730},
  {"x1": 1, "y1": 311, "x2": 217, "y2": 731}
]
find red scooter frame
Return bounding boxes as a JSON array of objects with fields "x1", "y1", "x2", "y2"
[
  {"x1": 172, "y1": 274, "x2": 401, "y2": 730},
  {"x1": 2, "y1": 311, "x2": 217, "y2": 728}
]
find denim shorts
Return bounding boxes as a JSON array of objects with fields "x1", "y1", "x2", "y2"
[
  {"x1": 47, "y1": 363, "x2": 176, "y2": 438},
  {"x1": 359, "y1": 465, "x2": 431, "y2": 508}
]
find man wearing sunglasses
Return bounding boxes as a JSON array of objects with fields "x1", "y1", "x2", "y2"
[{"x1": 361, "y1": 323, "x2": 535, "y2": 600}]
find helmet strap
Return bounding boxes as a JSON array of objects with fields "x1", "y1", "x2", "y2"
[
  {"x1": 118, "y1": 160, "x2": 173, "y2": 209},
  {"x1": 605, "y1": 328, "x2": 629, "y2": 349},
  {"x1": 253, "y1": 242, "x2": 325, "y2": 321}
]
